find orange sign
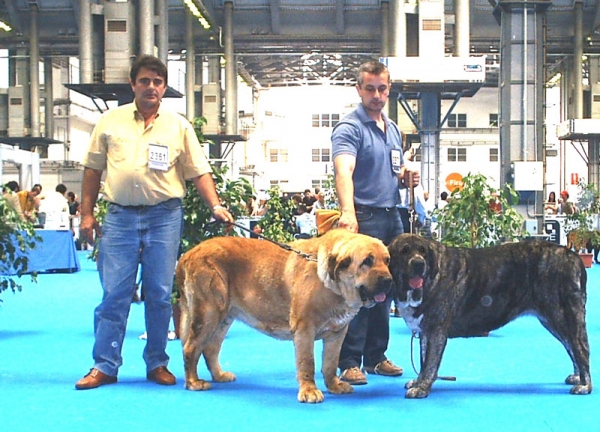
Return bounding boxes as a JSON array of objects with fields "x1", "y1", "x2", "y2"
[
  {"x1": 571, "y1": 173, "x2": 579, "y2": 185},
  {"x1": 445, "y1": 173, "x2": 464, "y2": 192}
]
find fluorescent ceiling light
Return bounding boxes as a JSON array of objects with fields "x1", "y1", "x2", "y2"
[
  {"x1": 0, "y1": 20, "x2": 12, "y2": 32},
  {"x1": 184, "y1": 0, "x2": 211, "y2": 30}
]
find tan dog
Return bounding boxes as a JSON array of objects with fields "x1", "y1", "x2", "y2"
[{"x1": 176, "y1": 229, "x2": 393, "y2": 403}]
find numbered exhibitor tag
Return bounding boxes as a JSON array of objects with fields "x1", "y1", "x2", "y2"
[
  {"x1": 148, "y1": 143, "x2": 169, "y2": 171},
  {"x1": 391, "y1": 149, "x2": 402, "y2": 174}
]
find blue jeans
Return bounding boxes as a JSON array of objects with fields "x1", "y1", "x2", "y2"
[
  {"x1": 93, "y1": 198, "x2": 183, "y2": 376},
  {"x1": 338, "y1": 205, "x2": 404, "y2": 371}
]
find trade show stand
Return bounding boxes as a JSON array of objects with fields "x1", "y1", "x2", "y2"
[{"x1": 2, "y1": 229, "x2": 81, "y2": 275}]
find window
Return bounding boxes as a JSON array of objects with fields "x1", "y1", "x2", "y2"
[
  {"x1": 312, "y1": 114, "x2": 319, "y2": 128},
  {"x1": 413, "y1": 147, "x2": 422, "y2": 162},
  {"x1": 447, "y1": 148, "x2": 467, "y2": 162},
  {"x1": 448, "y1": 113, "x2": 467, "y2": 128},
  {"x1": 270, "y1": 180, "x2": 289, "y2": 187},
  {"x1": 312, "y1": 148, "x2": 331, "y2": 162},
  {"x1": 489, "y1": 148, "x2": 499, "y2": 162},
  {"x1": 312, "y1": 113, "x2": 340, "y2": 128},
  {"x1": 269, "y1": 148, "x2": 288, "y2": 163},
  {"x1": 312, "y1": 179, "x2": 326, "y2": 190},
  {"x1": 489, "y1": 113, "x2": 499, "y2": 127}
]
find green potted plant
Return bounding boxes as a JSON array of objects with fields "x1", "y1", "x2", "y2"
[
  {"x1": 434, "y1": 173, "x2": 527, "y2": 248},
  {"x1": 0, "y1": 195, "x2": 40, "y2": 301},
  {"x1": 563, "y1": 181, "x2": 600, "y2": 267},
  {"x1": 249, "y1": 185, "x2": 296, "y2": 242}
]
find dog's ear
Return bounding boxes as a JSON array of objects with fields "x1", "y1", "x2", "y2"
[
  {"x1": 427, "y1": 242, "x2": 439, "y2": 278},
  {"x1": 328, "y1": 254, "x2": 352, "y2": 281}
]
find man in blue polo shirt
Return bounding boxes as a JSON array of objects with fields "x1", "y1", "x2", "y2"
[{"x1": 332, "y1": 60, "x2": 419, "y2": 385}]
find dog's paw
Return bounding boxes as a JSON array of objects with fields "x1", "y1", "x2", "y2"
[
  {"x1": 327, "y1": 380, "x2": 354, "y2": 395},
  {"x1": 405, "y1": 385, "x2": 430, "y2": 399},
  {"x1": 212, "y1": 371, "x2": 236, "y2": 383},
  {"x1": 298, "y1": 388, "x2": 325, "y2": 403},
  {"x1": 405, "y1": 379, "x2": 417, "y2": 389},
  {"x1": 570, "y1": 384, "x2": 592, "y2": 395},
  {"x1": 565, "y1": 373, "x2": 581, "y2": 385},
  {"x1": 185, "y1": 379, "x2": 212, "y2": 391}
]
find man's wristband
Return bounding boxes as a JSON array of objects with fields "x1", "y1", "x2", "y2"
[{"x1": 212, "y1": 204, "x2": 225, "y2": 212}]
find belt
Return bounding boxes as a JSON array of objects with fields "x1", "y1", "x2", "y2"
[
  {"x1": 111, "y1": 197, "x2": 181, "y2": 210},
  {"x1": 355, "y1": 204, "x2": 397, "y2": 212}
]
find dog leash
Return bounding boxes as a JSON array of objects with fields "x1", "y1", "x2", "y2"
[
  {"x1": 203, "y1": 220, "x2": 318, "y2": 262},
  {"x1": 410, "y1": 331, "x2": 457, "y2": 382}
]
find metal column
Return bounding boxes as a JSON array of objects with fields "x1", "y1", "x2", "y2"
[
  {"x1": 454, "y1": 0, "x2": 470, "y2": 57},
  {"x1": 156, "y1": 0, "x2": 169, "y2": 64},
  {"x1": 139, "y1": 0, "x2": 155, "y2": 56},
  {"x1": 79, "y1": 0, "x2": 93, "y2": 84},
  {"x1": 185, "y1": 11, "x2": 195, "y2": 122},
  {"x1": 44, "y1": 57, "x2": 54, "y2": 140},
  {"x1": 224, "y1": 0, "x2": 237, "y2": 135},
  {"x1": 30, "y1": 5, "x2": 40, "y2": 138},
  {"x1": 420, "y1": 93, "x2": 441, "y2": 200},
  {"x1": 497, "y1": 0, "x2": 549, "y2": 217}
]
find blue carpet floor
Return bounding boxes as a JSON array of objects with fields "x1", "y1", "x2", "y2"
[{"x1": 1, "y1": 251, "x2": 599, "y2": 432}]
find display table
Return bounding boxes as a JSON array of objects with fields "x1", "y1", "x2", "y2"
[{"x1": 3, "y1": 230, "x2": 81, "y2": 275}]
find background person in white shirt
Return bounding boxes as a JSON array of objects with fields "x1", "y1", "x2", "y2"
[{"x1": 39, "y1": 184, "x2": 69, "y2": 214}]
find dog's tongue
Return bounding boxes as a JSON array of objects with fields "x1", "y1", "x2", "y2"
[
  {"x1": 409, "y1": 276, "x2": 424, "y2": 289},
  {"x1": 374, "y1": 292, "x2": 387, "y2": 303}
]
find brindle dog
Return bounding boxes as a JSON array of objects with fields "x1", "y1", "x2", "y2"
[{"x1": 388, "y1": 234, "x2": 592, "y2": 398}]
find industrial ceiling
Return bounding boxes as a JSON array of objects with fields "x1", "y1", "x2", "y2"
[{"x1": 0, "y1": 0, "x2": 599, "y2": 88}]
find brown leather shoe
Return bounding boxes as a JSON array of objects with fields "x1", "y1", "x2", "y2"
[
  {"x1": 75, "y1": 368, "x2": 117, "y2": 390},
  {"x1": 339, "y1": 366, "x2": 368, "y2": 385},
  {"x1": 147, "y1": 366, "x2": 176, "y2": 386},
  {"x1": 363, "y1": 360, "x2": 403, "y2": 377}
]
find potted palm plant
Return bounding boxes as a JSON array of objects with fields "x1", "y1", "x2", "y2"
[
  {"x1": 563, "y1": 181, "x2": 600, "y2": 268},
  {"x1": 434, "y1": 173, "x2": 526, "y2": 248}
]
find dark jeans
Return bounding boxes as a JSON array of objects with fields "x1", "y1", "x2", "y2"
[
  {"x1": 338, "y1": 205, "x2": 404, "y2": 371},
  {"x1": 398, "y1": 207, "x2": 411, "y2": 234}
]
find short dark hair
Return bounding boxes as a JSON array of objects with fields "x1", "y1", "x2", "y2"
[
  {"x1": 56, "y1": 183, "x2": 67, "y2": 194},
  {"x1": 356, "y1": 61, "x2": 390, "y2": 87},
  {"x1": 5, "y1": 180, "x2": 19, "y2": 192},
  {"x1": 441, "y1": 191, "x2": 448, "y2": 200},
  {"x1": 130, "y1": 55, "x2": 168, "y2": 84}
]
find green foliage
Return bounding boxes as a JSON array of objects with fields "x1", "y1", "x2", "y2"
[
  {"x1": 88, "y1": 198, "x2": 109, "y2": 261},
  {"x1": 0, "y1": 196, "x2": 40, "y2": 301},
  {"x1": 180, "y1": 163, "x2": 253, "y2": 254},
  {"x1": 434, "y1": 173, "x2": 526, "y2": 248},
  {"x1": 321, "y1": 174, "x2": 340, "y2": 210},
  {"x1": 253, "y1": 186, "x2": 296, "y2": 242},
  {"x1": 564, "y1": 181, "x2": 600, "y2": 251}
]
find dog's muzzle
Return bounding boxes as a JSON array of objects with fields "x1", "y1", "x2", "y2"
[
  {"x1": 358, "y1": 275, "x2": 393, "y2": 305},
  {"x1": 407, "y1": 255, "x2": 426, "y2": 290}
]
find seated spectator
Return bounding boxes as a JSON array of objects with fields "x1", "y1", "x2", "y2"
[
  {"x1": 302, "y1": 189, "x2": 317, "y2": 212},
  {"x1": 311, "y1": 191, "x2": 326, "y2": 214},
  {"x1": 245, "y1": 195, "x2": 258, "y2": 216},
  {"x1": 291, "y1": 193, "x2": 303, "y2": 216},
  {"x1": 67, "y1": 191, "x2": 80, "y2": 217},
  {"x1": 254, "y1": 192, "x2": 269, "y2": 217},
  {"x1": 559, "y1": 190, "x2": 576, "y2": 215},
  {"x1": 2, "y1": 181, "x2": 26, "y2": 221},
  {"x1": 294, "y1": 203, "x2": 316, "y2": 237},
  {"x1": 544, "y1": 191, "x2": 558, "y2": 214}
]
